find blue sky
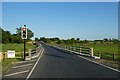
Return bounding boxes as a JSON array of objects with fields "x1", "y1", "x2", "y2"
[{"x1": 2, "y1": 2, "x2": 118, "y2": 40}]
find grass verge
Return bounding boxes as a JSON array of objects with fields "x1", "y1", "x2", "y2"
[
  {"x1": 1, "y1": 43, "x2": 36, "y2": 52},
  {"x1": 1, "y1": 43, "x2": 36, "y2": 75}
]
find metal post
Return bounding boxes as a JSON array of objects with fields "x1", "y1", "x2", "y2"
[{"x1": 23, "y1": 39, "x2": 26, "y2": 61}]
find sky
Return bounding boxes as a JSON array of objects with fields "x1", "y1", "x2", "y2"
[
  {"x1": 2, "y1": 0, "x2": 120, "y2": 2},
  {"x1": 2, "y1": 2, "x2": 118, "y2": 40}
]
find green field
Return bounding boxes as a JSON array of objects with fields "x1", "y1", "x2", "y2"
[
  {"x1": 0, "y1": 43, "x2": 36, "y2": 52},
  {"x1": 75, "y1": 43, "x2": 118, "y2": 54},
  {"x1": 53, "y1": 43, "x2": 118, "y2": 54}
]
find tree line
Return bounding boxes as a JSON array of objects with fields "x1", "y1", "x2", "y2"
[
  {"x1": 35, "y1": 37, "x2": 119, "y2": 45},
  {"x1": 0, "y1": 27, "x2": 34, "y2": 44}
]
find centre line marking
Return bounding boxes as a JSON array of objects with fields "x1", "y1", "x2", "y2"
[
  {"x1": 5, "y1": 70, "x2": 29, "y2": 77},
  {"x1": 12, "y1": 63, "x2": 34, "y2": 69}
]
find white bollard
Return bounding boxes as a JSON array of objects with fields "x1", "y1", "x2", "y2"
[
  {"x1": 90, "y1": 48, "x2": 94, "y2": 57},
  {"x1": 80, "y1": 48, "x2": 82, "y2": 54}
]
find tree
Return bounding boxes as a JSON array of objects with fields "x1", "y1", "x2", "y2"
[
  {"x1": 76, "y1": 38, "x2": 80, "y2": 43},
  {"x1": 1, "y1": 27, "x2": 34, "y2": 44},
  {"x1": 103, "y1": 38, "x2": 108, "y2": 42},
  {"x1": 6, "y1": 31, "x2": 12, "y2": 43},
  {"x1": 40, "y1": 37, "x2": 47, "y2": 43},
  {"x1": 35, "y1": 37, "x2": 39, "y2": 41},
  {"x1": 103, "y1": 38, "x2": 109, "y2": 44},
  {"x1": 11, "y1": 34, "x2": 23, "y2": 43},
  {"x1": 83, "y1": 39, "x2": 88, "y2": 43},
  {"x1": 112, "y1": 38, "x2": 119, "y2": 44},
  {"x1": 0, "y1": 27, "x2": 2, "y2": 44},
  {"x1": 76, "y1": 38, "x2": 80, "y2": 41},
  {"x1": 1, "y1": 28, "x2": 11, "y2": 43},
  {"x1": 71, "y1": 38, "x2": 75, "y2": 41}
]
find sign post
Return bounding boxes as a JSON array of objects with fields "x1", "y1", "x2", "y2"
[
  {"x1": 23, "y1": 39, "x2": 26, "y2": 61},
  {"x1": 21, "y1": 25, "x2": 27, "y2": 61}
]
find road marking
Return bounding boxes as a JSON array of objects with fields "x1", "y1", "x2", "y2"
[
  {"x1": 17, "y1": 59, "x2": 37, "y2": 64},
  {"x1": 26, "y1": 47, "x2": 44, "y2": 80},
  {"x1": 12, "y1": 63, "x2": 34, "y2": 69},
  {"x1": 77, "y1": 55, "x2": 120, "y2": 73},
  {"x1": 5, "y1": 70, "x2": 29, "y2": 77}
]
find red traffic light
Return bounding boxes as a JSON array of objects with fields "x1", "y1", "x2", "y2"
[
  {"x1": 22, "y1": 27, "x2": 26, "y2": 31},
  {"x1": 21, "y1": 26, "x2": 27, "y2": 39}
]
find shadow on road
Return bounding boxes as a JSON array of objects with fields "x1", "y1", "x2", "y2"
[{"x1": 45, "y1": 53, "x2": 64, "y2": 59}]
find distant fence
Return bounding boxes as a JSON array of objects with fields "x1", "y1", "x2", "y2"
[
  {"x1": 65, "y1": 46, "x2": 94, "y2": 57},
  {"x1": 49, "y1": 44, "x2": 94, "y2": 57}
]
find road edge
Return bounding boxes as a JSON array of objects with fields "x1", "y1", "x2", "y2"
[{"x1": 26, "y1": 47, "x2": 44, "y2": 80}]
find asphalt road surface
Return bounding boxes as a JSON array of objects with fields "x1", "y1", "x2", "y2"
[{"x1": 28, "y1": 43, "x2": 119, "y2": 78}]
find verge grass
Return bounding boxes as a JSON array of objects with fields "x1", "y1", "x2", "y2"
[
  {"x1": 1, "y1": 43, "x2": 36, "y2": 75},
  {"x1": 1, "y1": 43, "x2": 36, "y2": 52}
]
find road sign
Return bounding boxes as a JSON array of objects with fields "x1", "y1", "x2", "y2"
[
  {"x1": 21, "y1": 25, "x2": 27, "y2": 39},
  {"x1": 7, "y1": 50, "x2": 15, "y2": 58}
]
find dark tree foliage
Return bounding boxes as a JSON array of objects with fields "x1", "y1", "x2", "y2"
[
  {"x1": 35, "y1": 37, "x2": 39, "y2": 41},
  {"x1": 38, "y1": 36, "x2": 119, "y2": 45},
  {"x1": 1, "y1": 27, "x2": 34, "y2": 44},
  {"x1": 1, "y1": 28, "x2": 11, "y2": 43}
]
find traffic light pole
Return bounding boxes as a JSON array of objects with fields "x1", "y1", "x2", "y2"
[{"x1": 23, "y1": 39, "x2": 26, "y2": 61}]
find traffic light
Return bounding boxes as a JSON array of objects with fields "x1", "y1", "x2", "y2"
[{"x1": 21, "y1": 25, "x2": 27, "y2": 39}]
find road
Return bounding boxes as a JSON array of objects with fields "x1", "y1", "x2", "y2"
[{"x1": 28, "y1": 43, "x2": 119, "y2": 78}]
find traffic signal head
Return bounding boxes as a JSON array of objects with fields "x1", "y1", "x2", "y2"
[{"x1": 21, "y1": 26, "x2": 27, "y2": 39}]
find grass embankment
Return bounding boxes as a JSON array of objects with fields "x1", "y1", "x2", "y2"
[{"x1": 1, "y1": 43, "x2": 36, "y2": 74}]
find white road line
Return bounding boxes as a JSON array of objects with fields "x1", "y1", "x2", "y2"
[
  {"x1": 12, "y1": 63, "x2": 34, "y2": 69},
  {"x1": 26, "y1": 47, "x2": 44, "y2": 80},
  {"x1": 17, "y1": 59, "x2": 37, "y2": 64},
  {"x1": 5, "y1": 70, "x2": 29, "y2": 77},
  {"x1": 77, "y1": 55, "x2": 120, "y2": 73}
]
